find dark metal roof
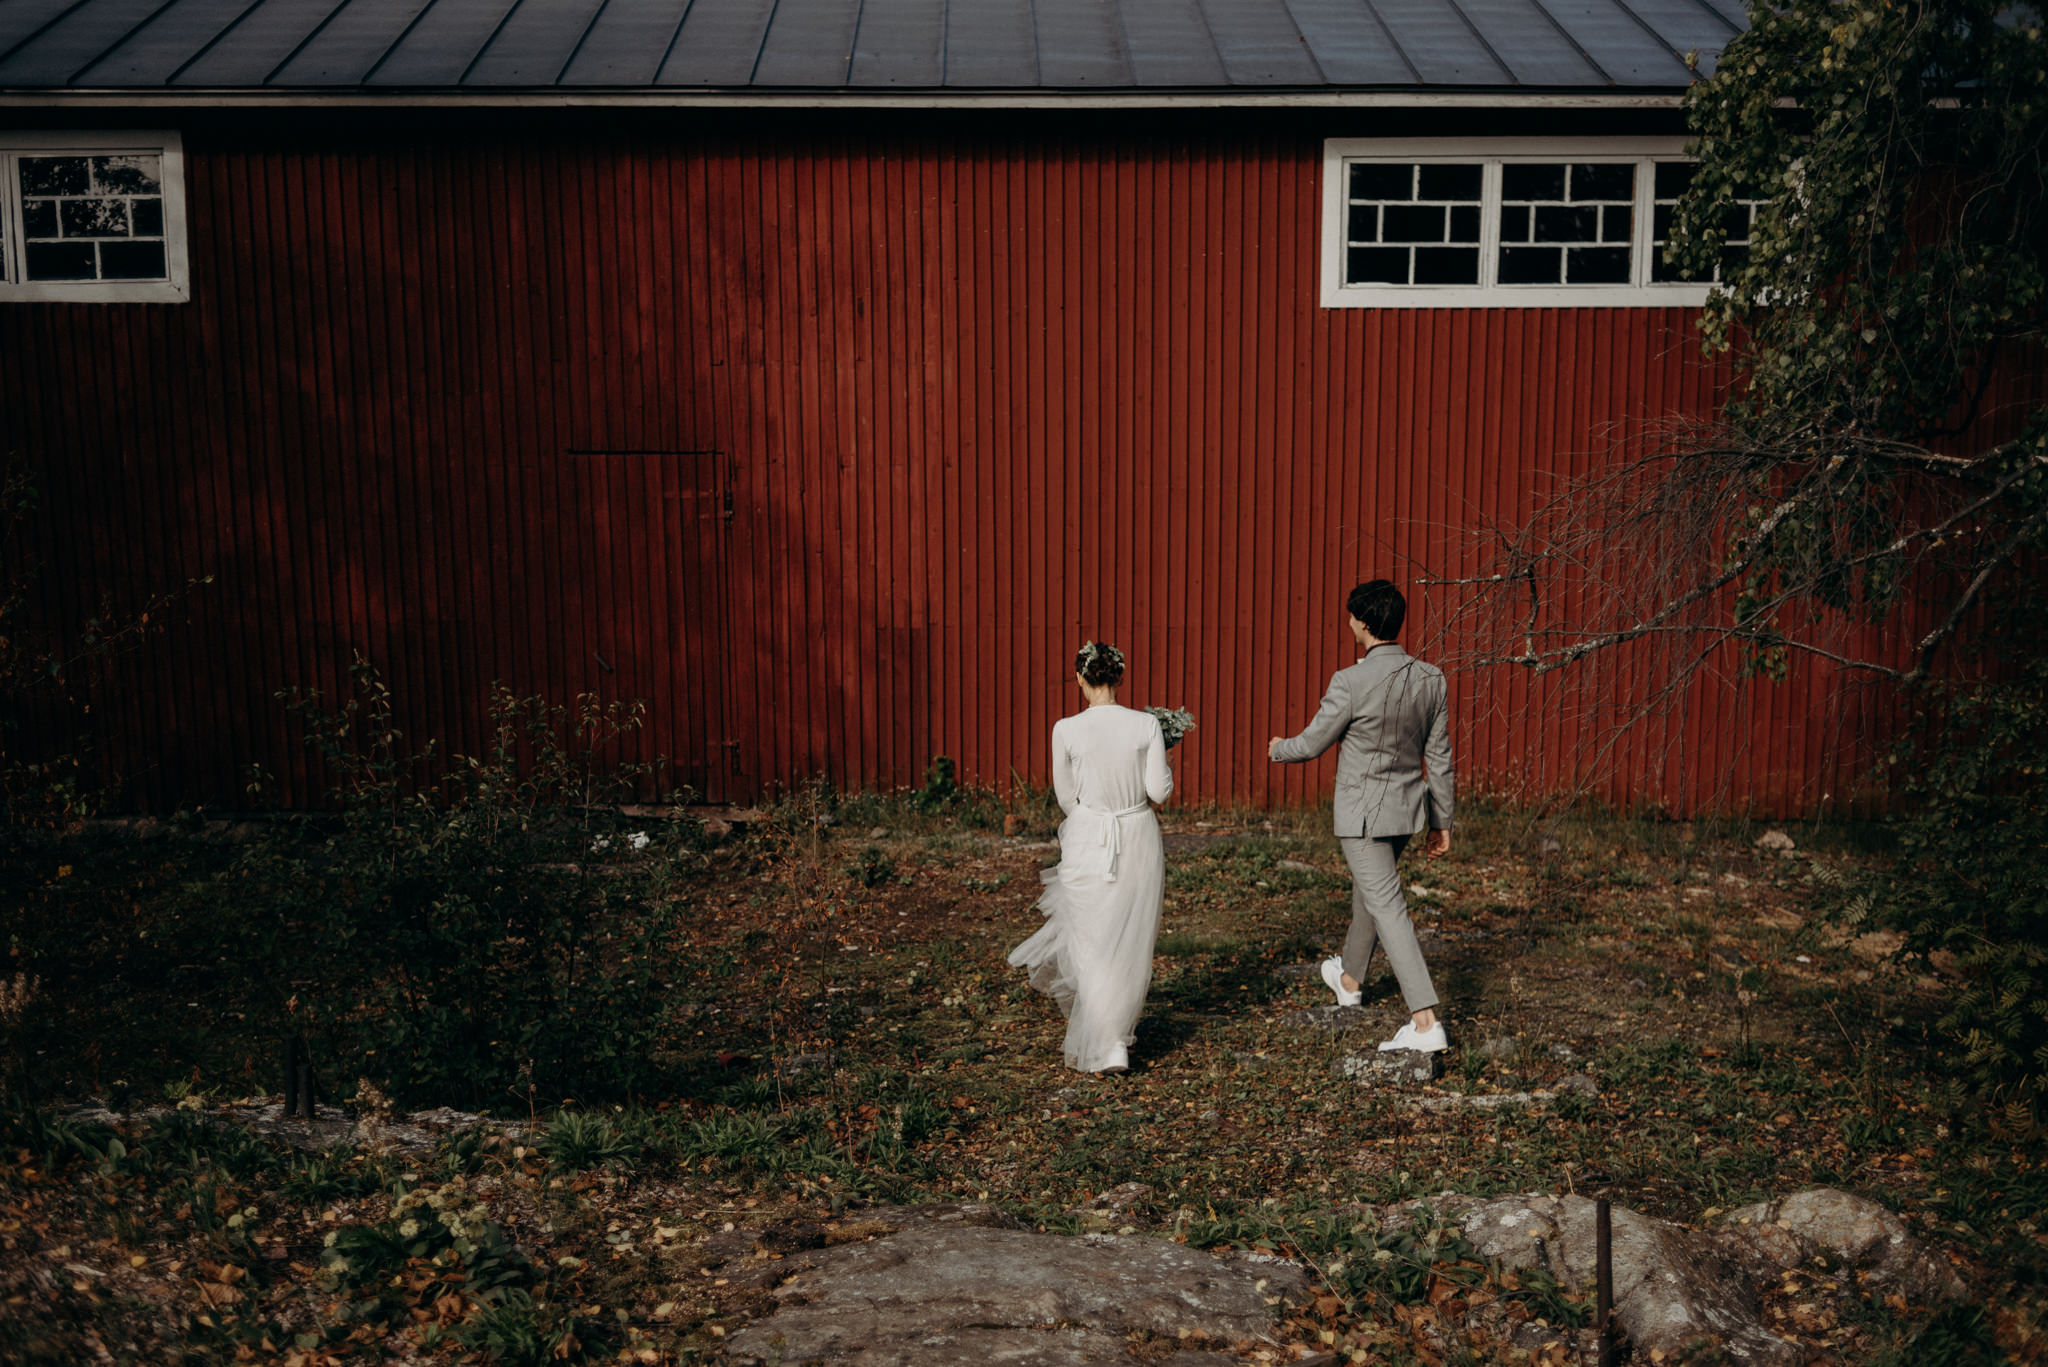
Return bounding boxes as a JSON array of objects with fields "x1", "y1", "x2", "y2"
[{"x1": 0, "y1": 0, "x2": 1742, "y2": 95}]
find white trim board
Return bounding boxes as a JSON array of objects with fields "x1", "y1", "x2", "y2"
[
  {"x1": 0, "y1": 130, "x2": 189, "y2": 304},
  {"x1": 1320, "y1": 136, "x2": 1721, "y2": 309},
  {"x1": 0, "y1": 89, "x2": 1691, "y2": 111}
]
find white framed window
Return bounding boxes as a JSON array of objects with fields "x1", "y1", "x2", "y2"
[
  {"x1": 1320, "y1": 137, "x2": 1755, "y2": 309},
  {"x1": 0, "y1": 131, "x2": 189, "y2": 304}
]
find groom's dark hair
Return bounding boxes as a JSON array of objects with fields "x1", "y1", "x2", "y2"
[{"x1": 1347, "y1": 580, "x2": 1406, "y2": 639}]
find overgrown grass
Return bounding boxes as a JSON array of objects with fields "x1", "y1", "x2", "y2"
[{"x1": 3, "y1": 793, "x2": 2044, "y2": 1363}]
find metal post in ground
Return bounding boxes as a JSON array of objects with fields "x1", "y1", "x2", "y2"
[{"x1": 1595, "y1": 1196, "x2": 1614, "y2": 1367}]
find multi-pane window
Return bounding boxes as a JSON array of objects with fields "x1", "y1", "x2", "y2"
[
  {"x1": 1497, "y1": 162, "x2": 1636, "y2": 286},
  {"x1": 1343, "y1": 163, "x2": 1484, "y2": 286},
  {"x1": 1651, "y1": 161, "x2": 1760, "y2": 284},
  {"x1": 0, "y1": 134, "x2": 187, "y2": 303},
  {"x1": 20, "y1": 154, "x2": 169, "y2": 281},
  {"x1": 1321, "y1": 138, "x2": 1745, "y2": 308}
]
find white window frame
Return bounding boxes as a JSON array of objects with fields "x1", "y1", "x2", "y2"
[
  {"x1": 0, "y1": 131, "x2": 190, "y2": 304},
  {"x1": 1321, "y1": 136, "x2": 1715, "y2": 309}
]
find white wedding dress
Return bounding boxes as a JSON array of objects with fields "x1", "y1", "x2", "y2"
[{"x1": 1007, "y1": 703, "x2": 1174, "y2": 1072}]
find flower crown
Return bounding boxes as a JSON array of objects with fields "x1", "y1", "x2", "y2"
[{"x1": 1078, "y1": 640, "x2": 1126, "y2": 674}]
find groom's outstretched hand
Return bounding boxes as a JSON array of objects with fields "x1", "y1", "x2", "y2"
[
  {"x1": 1426, "y1": 829, "x2": 1452, "y2": 859},
  {"x1": 1266, "y1": 736, "x2": 1284, "y2": 760}
]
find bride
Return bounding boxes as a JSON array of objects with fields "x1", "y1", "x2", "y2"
[{"x1": 1008, "y1": 641, "x2": 1174, "y2": 1073}]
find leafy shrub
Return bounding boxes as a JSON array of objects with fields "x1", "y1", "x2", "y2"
[
  {"x1": 910, "y1": 755, "x2": 960, "y2": 812},
  {"x1": 674, "y1": 1108, "x2": 784, "y2": 1166},
  {"x1": 844, "y1": 845, "x2": 896, "y2": 888},
  {"x1": 324, "y1": 1181, "x2": 527, "y2": 1286},
  {"x1": 323, "y1": 1179, "x2": 537, "y2": 1339},
  {"x1": 1869, "y1": 1304, "x2": 2003, "y2": 1367},
  {"x1": 281, "y1": 1145, "x2": 395, "y2": 1202},
  {"x1": 1869, "y1": 657, "x2": 2048, "y2": 1125},
  {"x1": 458, "y1": 1289, "x2": 610, "y2": 1367},
  {"x1": 1186, "y1": 1206, "x2": 1488, "y2": 1312},
  {"x1": 145, "y1": 1110, "x2": 282, "y2": 1180},
  {"x1": 1302, "y1": 1212, "x2": 1481, "y2": 1308},
  {"x1": 221, "y1": 658, "x2": 701, "y2": 1107},
  {"x1": 0, "y1": 454, "x2": 211, "y2": 831},
  {"x1": 540, "y1": 1109, "x2": 643, "y2": 1172},
  {"x1": 0, "y1": 1097, "x2": 120, "y2": 1170}
]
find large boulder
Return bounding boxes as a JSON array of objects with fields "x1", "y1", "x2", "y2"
[
  {"x1": 1423, "y1": 1192, "x2": 1801, "y2": 1366},
  {"x1": 1717, "y1": 1188, "x2": 1966, "y2": 1302},
  {"x1": 726, "y1": 1205, "x2": 1308, "y2": 1366},
  {"x1": 1372, "y1": 1186, "x2": 1962, "y2": 1367}
]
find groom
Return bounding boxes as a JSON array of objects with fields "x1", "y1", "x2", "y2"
[{"x1": 1268, "y1": 579, "x2": 1454, "y2": 1053}]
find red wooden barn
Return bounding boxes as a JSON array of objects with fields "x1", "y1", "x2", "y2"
[{"x1": 0, "y1": 0, "x2": 1971, "y2": 814}]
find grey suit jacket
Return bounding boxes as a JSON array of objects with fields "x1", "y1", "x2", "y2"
[{"x1": 1272, "y1": 644, "x2": 1455, "y2": 838}]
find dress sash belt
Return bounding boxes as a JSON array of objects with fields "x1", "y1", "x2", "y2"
[{"x1": 1082, "y1": 801, "x2": 1152, "y2": 882}]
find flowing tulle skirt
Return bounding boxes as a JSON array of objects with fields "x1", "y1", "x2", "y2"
[{"x1": 1006, "y1": 806, "x2": 1166, "y2": 1073}]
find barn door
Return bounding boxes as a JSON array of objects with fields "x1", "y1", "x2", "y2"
[{"x1": 565, "y1": 447, "x2": 733, "y2": 804}]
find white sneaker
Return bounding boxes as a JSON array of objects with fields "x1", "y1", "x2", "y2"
[
  {"x1": 1378, "y1": 1021, "x2": 1448, "y2": 1053},
  {"x1": 1319, "y1": 956, "x2": 1362, "y2": 1008}
]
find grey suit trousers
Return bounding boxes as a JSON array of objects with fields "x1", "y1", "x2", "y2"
[{"x1": 1338, "y1": 834, "x2": 1438, "y2": 1012}]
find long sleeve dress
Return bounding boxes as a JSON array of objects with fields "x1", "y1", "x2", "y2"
[{"x1": 1006, "y1": 703, "x2": 1174, "y2": 1073}]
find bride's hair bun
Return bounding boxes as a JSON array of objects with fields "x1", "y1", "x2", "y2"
[{"x1": 1075, "y1": 640, "x2": 1127, "y2": 687}]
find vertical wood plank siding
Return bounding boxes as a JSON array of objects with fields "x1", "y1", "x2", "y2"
[{"x1": 7, "y1": 120, "x2": 2022, "y2": 814}]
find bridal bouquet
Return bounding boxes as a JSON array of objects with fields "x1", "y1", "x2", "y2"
[{"x1": 1146, "y1": 706, "x2": 1196, "y2": 750}]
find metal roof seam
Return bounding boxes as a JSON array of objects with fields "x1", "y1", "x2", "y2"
[
  {"x1": 161, "y1": 0, "x2": 310, "y2": 87},
  {"x1": 1268, "y1": 0, "x2": 1333, "y2": 85},
  {"x1": 844, "y1": 0, "x2": 868, "y2": 81},
  {"x1": 746, "y1": 0, "x2": 789, "y2": 85},
  {"x1": 1604, "y1": 0, "x2": 1707, "y2": 82},
  {"x1": 0, "y1": 0, "x2": 1745, "y2": 93},
  {"x1": 1026, "y1": 0, "x2": 1042, "y2": 86},
  {"x1": 1353, "y1": 0, "x2": 1424, "y2": 85},
  {"x1": 1106, "y1": 0, "x2": 1141, "y2": 86},
  {"x1": 650, "y1": 0, "x2": 704, "y2": 88},
  {"x1": 0, "y1": 0, "x2": 95, "y2": 68},
  {"x1": 360, "y1": 0, "x2": 448, "y2": 84},
  {"x1": 457, "y1": 0, "x2": 536, "y2": 85},
  {"x1": 1437, "y1": 0, "x2": 1523, "y2": 87},
  {"x1": 555, "y1": 0, "x2": 620, "y2": 85},
  {"x1": 1182, "y1": 0, "x2": 1232, "y2": 86},
  {"x1": 1512, "y1": 0, "x2": 1616, "y2": 86},
  {"x1": 66, "y1": 0, "x2": 195, "y2": 85},
  {"x1": 1680, "y1": 0, "x2": 1741, "y2": 37},
  {"x1": 263, "y1": 0, "x2": 367, "y2": 86}
]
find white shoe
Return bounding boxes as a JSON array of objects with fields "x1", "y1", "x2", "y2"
[
  {"x1": 1319, "y1": 956, "x2": 1361, "y2": 1008},
  {"x1": 1378, "y1": 1021, "x2": 1448, "y2": 1053}
]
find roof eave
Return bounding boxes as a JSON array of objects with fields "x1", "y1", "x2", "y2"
[{"x1": 0, "y1": 85, "x2": 1691, "y2": 111}]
